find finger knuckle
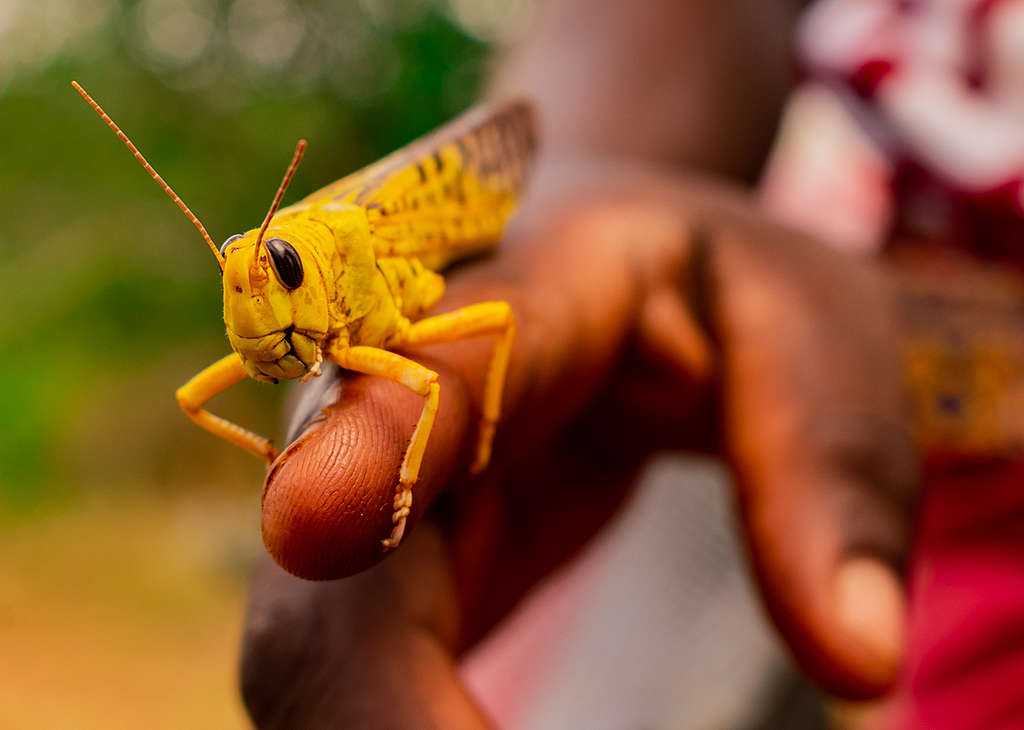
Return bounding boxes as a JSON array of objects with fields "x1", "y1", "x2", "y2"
[{"x1": 815, "y1": 414, "x2": 919, "y2": 509}]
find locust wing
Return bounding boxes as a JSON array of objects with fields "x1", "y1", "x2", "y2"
[{"x1": 289, "y1": 99, "x2": 536, "y2": 271}]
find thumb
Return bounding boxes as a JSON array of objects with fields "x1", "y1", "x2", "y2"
[{"x1": 710, "y1": 225, "x2": 917, "y2": 698}]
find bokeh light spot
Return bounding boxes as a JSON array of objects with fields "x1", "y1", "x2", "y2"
[
  {"x1": 227, "y1": 0, "x2": 307, "y2": 73},
  {"x1": 136, "y1": 0, "x2": 215, "y2": 69},
  {"x1": 358, "y1": 0, "x2": 430, "y2": 31},
  {"x1": 445, "y1": 0, "x2": 536, "y2": 43}
]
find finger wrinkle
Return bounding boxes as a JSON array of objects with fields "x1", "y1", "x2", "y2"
[
  {"x1": 784, "y1": 408, "x2": 919, "y2": 513},
  {"x1": 263, "y1": 391, "x2": 403, "y2": 578},
  {"x1": 830, "y1": 486, "x2": 910, "y2": 574}
]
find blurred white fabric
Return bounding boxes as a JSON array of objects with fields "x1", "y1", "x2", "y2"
[{"x1": 462, "y1": 456, "x2": 797, "y2": 730}]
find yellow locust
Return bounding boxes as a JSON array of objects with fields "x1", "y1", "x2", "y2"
[{"x1": 72, "y1": 82, "x2": 535, "y2": 549}]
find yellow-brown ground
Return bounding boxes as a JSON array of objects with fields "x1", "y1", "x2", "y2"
[{"x1": 0, "y1": 492, "x2": 259, "y2": 729}]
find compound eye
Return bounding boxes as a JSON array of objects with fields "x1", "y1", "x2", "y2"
[
  {"x1": 219, "y1": 233, "x2": 244, "y2": 257},
  {"x1": 265, "y1": 237, "x2": 304, "y2": 289}
]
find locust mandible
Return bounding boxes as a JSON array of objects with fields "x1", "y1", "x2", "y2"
[{"x1": 72, "y1": 81, "x2": 535, "y2": 549}]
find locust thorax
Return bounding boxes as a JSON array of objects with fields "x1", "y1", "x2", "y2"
[{"x1": 220, "y1": 223, "x2": 331, "y2": 382}]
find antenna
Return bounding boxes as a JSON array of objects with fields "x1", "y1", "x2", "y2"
[
  {"x1": 253, "y1": 139, "x2": 307, "y2": 261},
  {"x1": 71, "y1": 81, "x2": 225, "y2": 270}
]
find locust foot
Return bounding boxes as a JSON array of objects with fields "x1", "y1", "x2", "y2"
[{"x1": 381, "y1": 482, "x2": 413, "y2": 550}]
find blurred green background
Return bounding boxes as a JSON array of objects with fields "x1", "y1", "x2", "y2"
[{"x1": 0, "y1": 0, "x2": 531, "y2": 725}]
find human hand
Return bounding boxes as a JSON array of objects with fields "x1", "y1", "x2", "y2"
[{"x1": 241, "y1": 161, "x2": 916, "y2": 728}]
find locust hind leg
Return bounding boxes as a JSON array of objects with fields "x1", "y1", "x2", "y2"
[
  {"x1": 328, "y1": 344, "x2": 440, "y2": 550},
  {"x1": 398, "y1": 301, "x2": 515, "y2": 474},
  {"x1": 176, "y1": 353, "x2": 279, "y2": 462}
]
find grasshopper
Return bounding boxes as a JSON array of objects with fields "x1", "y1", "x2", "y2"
[{"x1": 72, "y1": 82, "x2": 534, "y2": 549}]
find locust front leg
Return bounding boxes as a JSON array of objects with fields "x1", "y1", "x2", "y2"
[
  {"x1": 327, "y1": 302, "x2": 513, "y2": 550},
  {"x1": 176, "y1": 353, "x2": 280, "y2": 463},
  {"x1": 327, "y1": 344, "x2": 440, "y2": 550}
]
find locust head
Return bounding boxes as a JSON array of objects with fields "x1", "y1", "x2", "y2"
[
  {"x1": 215, "y1": 139, "x2": 330, "y2": 383},
  {"x1": 220, "y1": 228, "x2": 328, "y2": 382}
]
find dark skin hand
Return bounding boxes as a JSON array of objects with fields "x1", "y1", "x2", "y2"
[
  {"x1": 243, "y1": 0, "x2": 916, "y2": 726},
  {"x1": 241, "y1": 161, "x2": 917, "y2": 729}
]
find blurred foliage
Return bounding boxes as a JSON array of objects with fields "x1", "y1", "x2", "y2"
[{"x1": 0, "y1": 0, "x2": 531, "y2": 513}]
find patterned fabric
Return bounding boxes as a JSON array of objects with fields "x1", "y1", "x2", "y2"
[{"x1": 781, "y1": 0, "x2": 1024, "y2": 260}]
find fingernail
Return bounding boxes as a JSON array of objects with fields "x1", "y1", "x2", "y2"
[{"x1": 835, "y1": 558, "x2": 906, "y2": 677}]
